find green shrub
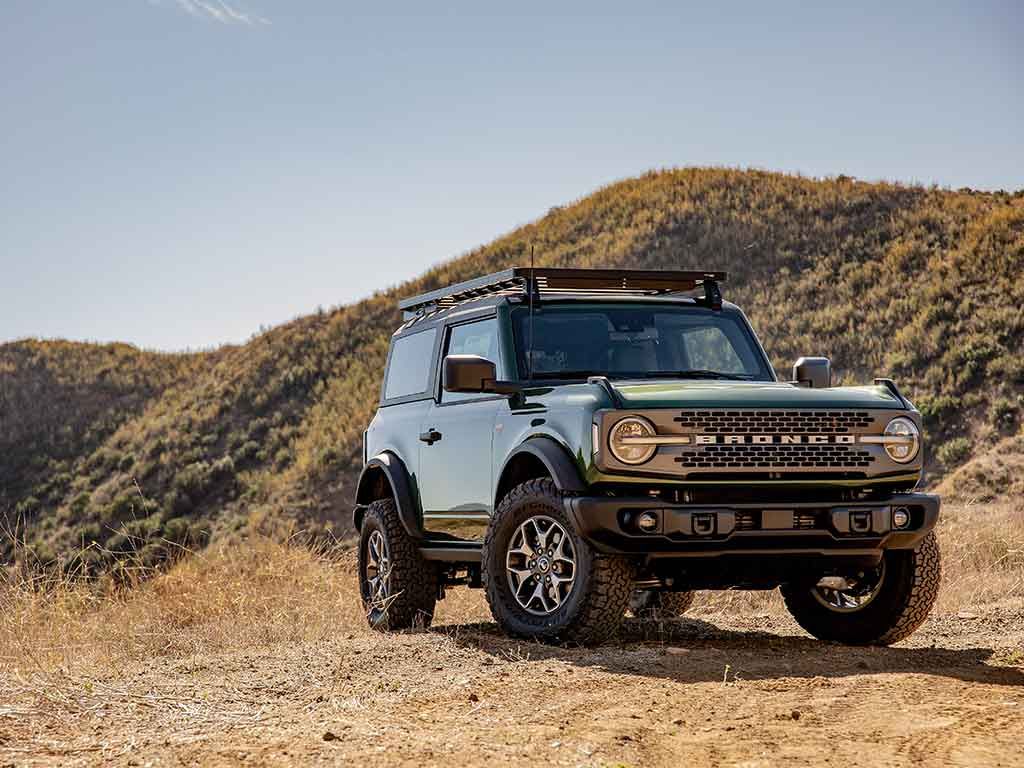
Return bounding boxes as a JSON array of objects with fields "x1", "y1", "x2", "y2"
[
  {"x1": 164, "y1": 488, "x2": 194, "y2": 516},
  {"x1": 174, "y1": 461, "x2": 213, "y2": 501},
  {"x1": 916, "y1": 394, "x2": 962, "y2": 432},
  {"x1": 235, "y1": 440, "x2": 260, "y2": 462},
  {"x1": 211, "y1": 454, "x2": 235, "y2": 480},
  {"x1": 104, "y1": 532, "x2": 132, "y2": 552},
  {"x1": 937, "y1": 437, "x2": 972, "y2": 468},
  {"x1": 14, "y1": 496, "x2": 40, "y2": 516},
  {"x1": 70, "y1": 492, "x2": 91, "y2": 516},
  {"x1": 99, "y1": 494, "x2": 143, "y2": 525},
  {"x1": 990, "y1": 397, "x2": 1019, "y2": 430},
  {"x1": 162, "y1": 517, "x2": 193, "y2": 545},
  {"x1": 77, "y1": 521, "x2": 103, "y2": 542}
]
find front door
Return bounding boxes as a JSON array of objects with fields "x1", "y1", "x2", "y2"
[{"x1": 418, "y1": 316, "x2": 506, "y2": 541}]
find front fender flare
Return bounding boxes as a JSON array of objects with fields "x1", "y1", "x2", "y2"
[
  {"x1": 497, "y1": 435, "x2": 588, "y2": 506},
  {"x1": 353, "y1": 452, "x2": 423, "y2": 539}
]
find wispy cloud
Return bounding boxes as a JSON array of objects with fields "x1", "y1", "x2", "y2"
[{"x1": 150, "y1": 0, "x2": 271, "y2": 26}]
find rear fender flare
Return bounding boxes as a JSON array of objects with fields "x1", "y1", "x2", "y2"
[{"x1": 353, "y1": 452, "x2": 423, "y2": 539}]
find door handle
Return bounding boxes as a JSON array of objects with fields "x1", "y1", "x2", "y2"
[{"x1": 419, "y1": 429, "x2": 443, "y2": 445}]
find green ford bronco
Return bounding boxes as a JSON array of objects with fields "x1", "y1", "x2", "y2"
[{"x1": 354, "y1": 268, "x2": 940, "y2": 645}]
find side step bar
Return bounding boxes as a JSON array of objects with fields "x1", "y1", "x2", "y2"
[{"x1": 419, "y1": 541, "x2": 482, "y2": 563}]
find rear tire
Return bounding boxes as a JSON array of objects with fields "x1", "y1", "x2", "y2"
[
  {"x1": 630, "y1": 589, "x2": 695, "y2": 618},
  {"x1": 781, "y1": 532, "x2": 941, "y2": 645},
  {"x1": 483, "y1": 479, "x2": 633, "y2": 645},
  {"x1": 358, "y1": 498, "x2": 438, "y2": 631}
]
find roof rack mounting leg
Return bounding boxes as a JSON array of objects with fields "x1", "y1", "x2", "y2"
[{"x1": 702, "y1": 279, "x2": 723, "y2": 311}]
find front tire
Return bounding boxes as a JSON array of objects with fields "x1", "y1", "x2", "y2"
[
  {"x1": 781, "y1": 532, "x2": 941, "y2": 645},
  {"x1": 483, "y1": 479, "x2": 633, "y2": 645},
  {"x1": 358, "y1": 498, "x2": 438, "y2": 631}
]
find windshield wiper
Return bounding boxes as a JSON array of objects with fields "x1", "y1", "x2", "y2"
[
  {"x1": 531, "y1": 370, "x2": 606, "y2": 380},
  {"x1": 532, "y1": 369, "x2": 756, "y2": 381},
  {"x1": 641, "y1": 370, "x2": 756, "y2": 380}
]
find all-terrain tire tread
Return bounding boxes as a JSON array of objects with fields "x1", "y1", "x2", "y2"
[
  {"x1": 782, "y1": 532, "x2": 941, "y2": 646},
  {"x1": 483, "y1": 478, "x2": 632, "y2": 645},
  {"x1": 876, "y1": 532, "x2": 942, "y2": 644},
  {"x1": 360, "y1": 498, "x2": 438, "y2": 631}
]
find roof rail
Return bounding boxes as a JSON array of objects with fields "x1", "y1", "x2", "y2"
[{"x1": 399, "y1": 267, "x2": 727, "y2": 318}]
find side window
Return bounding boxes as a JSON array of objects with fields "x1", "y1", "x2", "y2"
[
  {"x1": 383, "y1": 328, "x2": 437, "y2": 400},
  {"x1": 441, "y1": 317, "x2": 503, "y2": 403}
]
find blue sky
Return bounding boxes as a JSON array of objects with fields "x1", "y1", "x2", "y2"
[{"x1": 1, "y1": 1, "x2": 1020, "y2": 351}]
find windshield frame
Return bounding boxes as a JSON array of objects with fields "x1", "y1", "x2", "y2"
[{"x1": 510, "y1": 300, "x2": 776, "y2": 384}]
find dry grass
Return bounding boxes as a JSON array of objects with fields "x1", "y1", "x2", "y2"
[
  {"x1": 1, "y1": 507, "x2": 1023, "y2": 767},
  {"x1": 2, "y1": 502, "x2": 1021, "y2": 679},
  {"x1": 0, "y1": 538, "x2": 368, "y2": 675}
]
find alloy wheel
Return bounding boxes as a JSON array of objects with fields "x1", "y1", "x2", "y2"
[
  {"x1": 505, "y1": 515, "x2": 576, "y2": 615},
  {"x1": 365, "y1": 529, "x2": 391, "y2": 610},
  {"x1": 812, "y1": 561, "x2": 886, "y2": 613}
]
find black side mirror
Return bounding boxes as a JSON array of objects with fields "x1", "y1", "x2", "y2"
[
  {"x1": 443, "y1": 354, "x2": 522, "y2": 396},
  {"x1": 793, "y1": 357, "x2": 832, "y2": 388}
]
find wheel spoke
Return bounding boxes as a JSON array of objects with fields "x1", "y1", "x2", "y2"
[
  {"x1": 528, "y1": 580, "x2": 550, "y2": 612},
  {"x1": 508, "y1": 567, "x2": 533, "y2": 588},
  {"x1": 508, "y1": 528, "x2": 536, "y2": 559},
  {"x1": 506, "y1": 515, "x2": 577, "y2": 617},
  {"x1": 812, "y1": 561, "x2": 886, "y2": 614},
  {"x1": 550, "y1": 572, "x2": 573, "y2": 588},
  {"x1": 552, "y1": 534, "x2": 573, "y2": 564},
  {"x1": 529, "y1": 518, "x2": 547, "y2": 549},
  {"x1": 364, "y1": 530, "x2": 390, "y2": 609}
]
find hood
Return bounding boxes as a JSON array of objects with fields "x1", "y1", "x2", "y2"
[{"x1": 609, "y1": 379, "x2": 906, "y2": 410}]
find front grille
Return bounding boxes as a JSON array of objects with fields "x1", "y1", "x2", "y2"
[
  {"x1": 674, "y1": 444, "x2": 875, "y2": 469},
  {"x1": 673, "y1": 410, "x2": 873, "y2": 434}
]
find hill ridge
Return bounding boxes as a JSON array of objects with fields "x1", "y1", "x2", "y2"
[{"x1": 2, "y1": 167, "x2": 1021, "y2": 569}]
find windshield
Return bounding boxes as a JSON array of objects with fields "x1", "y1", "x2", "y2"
[{"x1": 511, "y1": 303, "x2": 773, "y2": 381}]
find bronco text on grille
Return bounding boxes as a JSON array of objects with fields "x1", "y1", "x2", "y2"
[
  {"x1": 674, "y1": 410, "x2": 874, "y2": 433},
  {"x1": 667, "y1": 410, "x2": 884, "y2": 473}
]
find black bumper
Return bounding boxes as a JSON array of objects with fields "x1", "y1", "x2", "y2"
[{"x1": 565, "y1": 492, "x2": 939, "y2": 560}]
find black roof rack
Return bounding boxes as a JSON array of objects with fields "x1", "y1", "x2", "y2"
[{"x1": 399, "y1": 267, "x2": 727, "y2": 318}]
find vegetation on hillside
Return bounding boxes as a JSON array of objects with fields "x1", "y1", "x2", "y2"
[{"x1": 2, "y1": 168, "x2": 1022, "y2": 571}]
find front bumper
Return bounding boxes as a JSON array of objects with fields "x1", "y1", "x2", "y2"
[{"x1": 565, "y1": 492, "x2": 939, "y2": 559}]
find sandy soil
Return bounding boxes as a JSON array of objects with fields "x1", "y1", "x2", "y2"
[{"x1": 3, "y1": 593, "x2": 1023, "y2": 768}]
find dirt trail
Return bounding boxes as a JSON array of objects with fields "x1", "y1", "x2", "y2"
[{"x1": 3, "y1": 596, "x2": 1023, "y2": 767}]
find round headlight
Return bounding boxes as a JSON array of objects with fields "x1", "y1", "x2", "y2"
[
  {"x1": 884, "y1": 417, "x2": 920, "y2": 463},
  {"x1": 608, "y1": 416, "x2": 658, "y2": 465}
]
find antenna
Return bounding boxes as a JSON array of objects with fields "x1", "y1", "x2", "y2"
[{"x1": 527, "y1": 246, "x2": 536, "y2": 382}]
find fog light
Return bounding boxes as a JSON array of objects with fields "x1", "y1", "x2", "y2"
[
  {"x1": 637, "y1": 511, "x2": 659, "y2": 532},
  {"x1": 892, "y1": 507, "x2": 911, "y2": 529}
]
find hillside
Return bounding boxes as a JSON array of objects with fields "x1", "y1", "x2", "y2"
[{"x1": 2, "y1": 167, "x2": 1022, "y2": 570}]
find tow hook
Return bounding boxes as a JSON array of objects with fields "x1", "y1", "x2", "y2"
[{"x1": 692, "y1": 512, "x2": 715, "y2": 536}]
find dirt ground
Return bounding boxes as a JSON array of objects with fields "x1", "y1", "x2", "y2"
[{"x1": 3, "y1": 587, "x2": 1023, "y2": 768}]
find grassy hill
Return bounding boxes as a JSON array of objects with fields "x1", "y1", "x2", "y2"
[{"x1": 2, "y1": 168, "x2": 1022, "y2": 572}]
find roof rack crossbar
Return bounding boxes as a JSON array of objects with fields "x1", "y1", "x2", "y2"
[{"x1": 399, "y1": 267, "x2": 727, "y2": 318}]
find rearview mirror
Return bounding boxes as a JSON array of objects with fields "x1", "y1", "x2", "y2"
[
  {"x1": 443, "y1": 354, "x2": 522, "y2": 396},
  {"x1": 793, "y1": 357, "x2": 832, "y2": 389}
]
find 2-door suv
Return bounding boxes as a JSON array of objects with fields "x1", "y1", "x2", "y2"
[{"x1": 354, "y1": 268, "x2": 940, "y2": 645}]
